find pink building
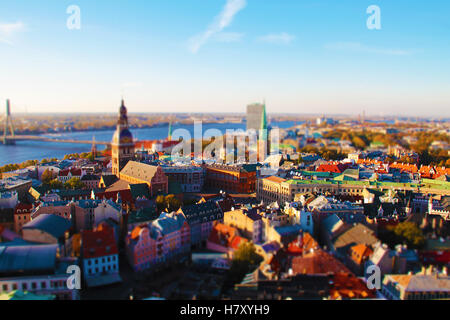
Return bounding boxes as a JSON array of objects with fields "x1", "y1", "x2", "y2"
[
  {"x1": 14, "y1": 203, "x2": 34, "y2": 233},
  {"x1": 125, "y1": 212, "x2": 190, "y2": 272}
]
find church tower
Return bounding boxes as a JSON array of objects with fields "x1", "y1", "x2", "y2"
[
  {"x1": 112, "y1": 99, "x2": 134, "y2": 176},
  {"x1": 258, "y1": 102, "x2": 269, "y2": 162}
]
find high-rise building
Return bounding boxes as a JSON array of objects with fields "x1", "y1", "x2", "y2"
[
  {"x1": 111, "y1": 99, "x2": 134, "y2": 176},
  {"x1": 246, "y1": 103, "x2": 267, "y2": 132}
]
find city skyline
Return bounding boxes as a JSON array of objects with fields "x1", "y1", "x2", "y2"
[{"x1": 0, "y1": 0, "x2": 449, "y2": 117}]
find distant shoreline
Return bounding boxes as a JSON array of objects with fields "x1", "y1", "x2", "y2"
[{"x1": 14, "y1": 119, "x2": 247, "y2": 136}]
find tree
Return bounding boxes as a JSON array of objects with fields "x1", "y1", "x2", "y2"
[
  {"x1": 64, "y1": 177, "x2": 85, "y2": 190},
  {"x1": 156, "y1": 194, "x2": 182, "y2": 212},
  {"x1": 48, "y1": 179, "x2": 64, "y2": 190},
  {"x1": 380, "y1": 221, "x2": 425, "y2": 250},
  {"x1": 165, "y1": 194, "x2": 182, "y2": 212},
  {"x1": 392, "y1": 222, "x2": 425, "y2": 249},
  {"x1": 233, "y1": 242, "x2": 262, "y2": 266},
  {"x1": 156, "y1": 195, "x2": 166, "y2": 212},
  {"x1": 41, "y1": 169, "x2": 54, "y2": 184},
  {"x1": 226, "y1": 242, "x2": 263, "y2": 286},
  {"x1": 352, "y1": 136, "x2": 367, "y2": 150}
]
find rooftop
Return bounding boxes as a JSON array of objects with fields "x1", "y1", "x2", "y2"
[{"x1": 22, "y1": 214, "x2": 71, "y2": 239}]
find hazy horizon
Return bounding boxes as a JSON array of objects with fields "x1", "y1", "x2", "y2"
[
  {"x1": 9, "y1": 109, "x2": 450, "y2": 121},
  {"x1": 1, "y1": 0, "x2": 449, "y2": 117}
]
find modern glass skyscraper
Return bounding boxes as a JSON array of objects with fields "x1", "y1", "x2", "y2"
[{"x1": 246, "y1": 103, "x2": 266, "y2": 132}]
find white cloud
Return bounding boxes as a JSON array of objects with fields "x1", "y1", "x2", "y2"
[
  {"x1": 0, "y1": 21, "x2": 25, "y2": 45},
  {"x1": 188, "y1": 0, "x2": 247, "y2": 53},
  {"x1": 257, "y1": 32, "x2": 296, "y2": 45},
  {"x1": 324, "y1": 42, "x2": 413, "y2": 56},
  {"x1": 213, "y1": 32, "x2": 244, "y2": 43}
]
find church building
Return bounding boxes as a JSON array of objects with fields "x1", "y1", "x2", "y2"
[{"x1": 112, "y1": 99, "x2": 134, "y2": 176}]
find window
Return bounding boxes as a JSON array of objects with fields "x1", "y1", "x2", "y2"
[
  {"x1": 2, "y1": 284, "x2": 8, "y2": 292},
  {"x1": 22, "y1": 283, "x2": 27, "y2": 290}
]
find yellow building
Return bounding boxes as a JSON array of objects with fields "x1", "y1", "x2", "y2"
[{"x1": 224, "y1": 208, "x2": 263, "y2": 243}]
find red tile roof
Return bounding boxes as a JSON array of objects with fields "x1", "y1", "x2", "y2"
[
  {"x1": 230, "y1": 236, "x2": 247, "y2": 250},
  {"x1": 329, "y1": 273, "x2": 376, "y2": 299},
  {"x1": 81, "y1": 224, "x2": 118, "y2": 259},
  {"x1": 58, "y1": 168, "x2": 82, "y2": 177},
  {"x1": 390, "y1": 163, "x2": 418, "y2": 174},
  {"x1": 317, "y1": 162, "x2": 350, "y2": 174},
  {"x1": 14, "y1": 203, "x2": 33, "y2": 214},
  {"x1": 93, "y1": 189, "x2": 133, "y2": 205},
  {"x1": 419, "y1": 165, "x2": 450, "y2": 179},
  {"x1": 208, "y1": 223, "x2": 247, "y2": 250},
  {"x1": 135, "y1": 140, "x2": 156, "y2": 149},
  {"x1": 265, "y1": 176, "x2": 287, "y2": 183},
  {"x1": 350, "y1": 244, "x2": 373, "y2": 265},
  {"x1": 291, "y1": 249, "x2": 352, "y2": 275}
]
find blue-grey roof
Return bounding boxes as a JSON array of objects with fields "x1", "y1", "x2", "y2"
[
  {"x1": 322, "y1": 214, "x2": 344, "y2": 235},
  {"x1": 274, "y1": 224, "x2": 302, "y2": 236},
  {"x1": 152, "y1": 213, "x2": 186, "y2": 238},
  {"x1": 261, "y1": 242, "x2": 281, "y2": 253},
  {"x1": 41, "y1": 201, "x2": 70, "y2": 207},
  {"x1": 180, "y1": 202, "x2": 223, "y2": 225},
  {"x1": 23, "y1": 214, "x2": 71, "y2": 239},
  {"x1": 77, "y1": 199, "x2": 121, "y2": 211},
  {"x1": 0, "y1": 244, "x2": 57, "y2": 274}
]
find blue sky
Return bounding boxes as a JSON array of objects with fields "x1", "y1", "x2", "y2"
[{"x1": 0, "y1": 0, "x2": 449, "y2": 117}]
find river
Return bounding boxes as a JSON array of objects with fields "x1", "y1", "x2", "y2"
[{"x1": 0, "y1": 121, "x2": 298, "y2": 167}]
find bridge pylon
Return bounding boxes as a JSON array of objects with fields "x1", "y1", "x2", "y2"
[{"x1": 2, "y1": 99, "x2": 16, "y2": 145}]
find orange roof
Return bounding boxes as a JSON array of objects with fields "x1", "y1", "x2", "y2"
[
  {"x1": 303, "y1": 233, "x2": 320, "y2": 251},
  {"x1": 357, "y1": 159, "x2": 384, "y2": 166},
  {"x1": 419, "y1": 165, "x2": 450, "y2": 179},
  {"x1": 288, "y1": 232, "x2": 320, "y2": 255},
  {"x1": 317, "y1": 163, "x2": 349, "y2": 173},
  {"x1": 292, "y1": 249, "x2": 352, "y2": 275},
  {"x1": 135, "y1": 140, "x2": 156, "y2": 149},
  {"x1": 208, "y1": 223, "x2": 246, "y2": 250},
  {"x1": 131, "y1": 226, "x2": 145, "y2": 240},
  {"x1": 329, "y1": 273, "x2": 376, "y2": 299},
  {"x1": 390, "y1": 162, "x2": 418, "y2": 173},
  {"x1": 230, "y1": 236, "x2": 247, "y2": 250},
  {"x1": 386, "y1": 274, "x2": 413, "y2": 289},
  {"x1": 350, "y1": 244, "x2": 373, "y2": 265},
  {"x1": 265, "y1": 176, "x2": 287, "y2": 183}
]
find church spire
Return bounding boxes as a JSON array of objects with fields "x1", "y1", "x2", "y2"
[
  {"x1": 91, "y1": 135, "x2": 97, "y2": 157},
  {"x1": 118, "y1": 98, "x2": 128, "y2": 127},
  {"x1": 168, "y1": 121, "x2": 172, "y2": 141},
  {"x1": 260, "y1": 101, "x2": 268, "y2": 141}
]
